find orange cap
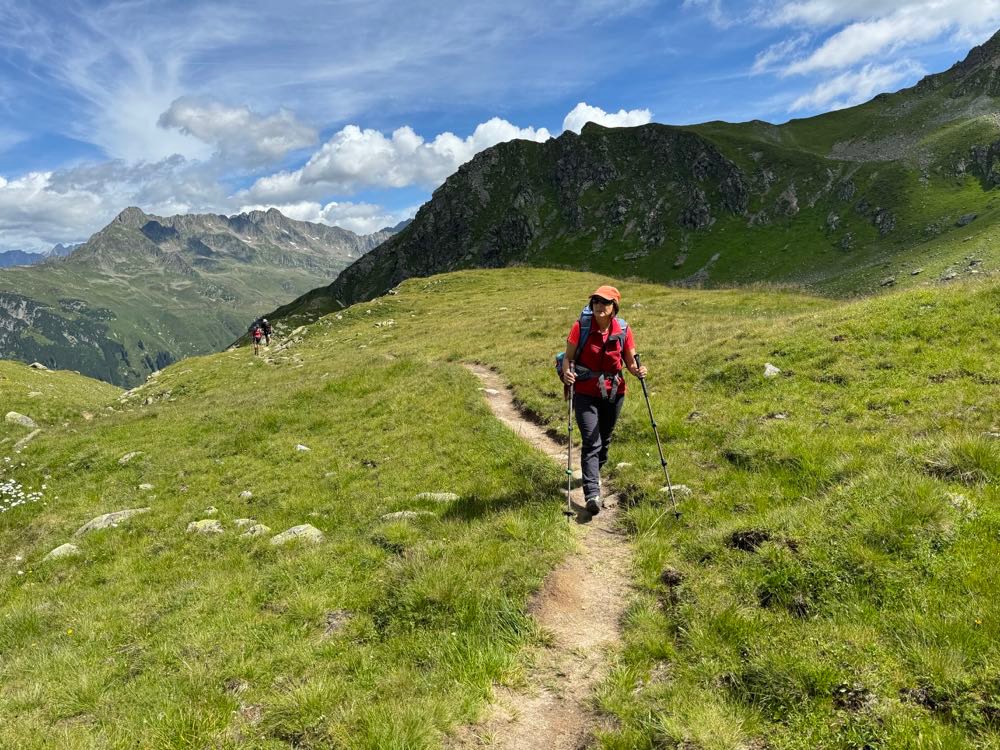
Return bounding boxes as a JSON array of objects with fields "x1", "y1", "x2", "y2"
[{"x1": 590, "y1": 285, "x2": 621, "y2": 304}]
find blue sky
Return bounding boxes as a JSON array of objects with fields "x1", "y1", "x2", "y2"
[{"x1": 0, "y1": 0, "x2": 997, "y2": 251}]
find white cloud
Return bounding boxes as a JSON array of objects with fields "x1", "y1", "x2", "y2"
[
  {"x1": 789, "y1": 60, "x2": 925, "y2": 111},
  {"x1": 0, "y1": 157, "x2": 229, "y2": 252},
  {"x1": 759, "y1": 1, "x2": 1000, "y2": 74},
  {"x1": 243, "y1": 117, "x2": 553, "y2": 202},
  {"x1": 158, "y1": 97, "x2": 318, "y2": 166},
  {"x1": 0, "y1": 172, "x2": 106, "y2": 251},
  {"x1": 761, "y1": 0, "x2": 905, "y2": 27},
  {"x1": 561, "y1": 103, "x2": 653, "y2": 134},
  {"x1": 238, "y1": 200, "x2": 416, "y2": 235},
  {"x1": 752, "y1": 33, "x2": 811, "y2": 74}
]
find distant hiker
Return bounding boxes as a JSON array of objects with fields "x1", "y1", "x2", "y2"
[
  {"x1": 560, "y1": 285, "x2": 646, "y2": 516},
  {"x1": 250, "y1": 322, "x2": 263, "y2": 356},
  {"x1": 261, "y1": 318, "x2": 272, "y2": 346}
]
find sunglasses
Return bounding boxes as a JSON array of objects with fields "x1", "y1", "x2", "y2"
[{"x1": 591, "y1": 296, "x2": 614, "y2": 306}]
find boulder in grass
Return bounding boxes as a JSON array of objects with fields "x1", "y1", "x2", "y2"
[
  {"x1": 233, "y1": 518, "x2": 257, "y2": 528},
  {"x1": 29, "y1": 362, "x2": 49, "y2": 370},
  {"x1": 44, "y1": 543, "x2": 81, "y2": 561},
  {"x1": 187, "y1": 519, "x2": 224, "y2": 535},
  {"x1": 295, "y1": 444, "x2": 310, "y2": 452},
  {"x1": 5, "y1": 412, "x2": 37, "y2": 429},
  {"x1": 239, "y1": 491, "x2": 253, "y2": 500},
  {"x1": 74, "y1": 508, "x2": 150, "y2": 537},
  {"x1": 270, "y1": 524, "x2": 324, "y2": 546},
  {"x1": 764, "y1": 363, "x2": 782, "y2": 378}
]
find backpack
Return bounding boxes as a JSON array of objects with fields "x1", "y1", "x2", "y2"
[{"x1": 555, "y1": 306, "x2": 628, "y2": 379}]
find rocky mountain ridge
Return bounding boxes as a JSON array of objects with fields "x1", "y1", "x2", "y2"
[{"x1": 262, "y1": 29, "x2": 1000, "y2": 325}]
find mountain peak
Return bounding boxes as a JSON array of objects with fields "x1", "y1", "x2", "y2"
[{"x1": 114, "y1": 206, "x2": 150, "y2": 229}]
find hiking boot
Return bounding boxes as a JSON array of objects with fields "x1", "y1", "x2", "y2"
[{"x1": 585, "y1": 497, "x2": 601, "y2": 516}]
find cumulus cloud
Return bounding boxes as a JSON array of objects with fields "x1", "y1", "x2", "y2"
[
  {"x1": 242, "y1": 117, "x2": 553, "y2": 203},
  {"x1": 562, "y1": 103, "x2": 653, "y2": 134},
  {"x1": 238, "y1": 200, "x2": 416, "y2": 235},
  {"x1": 789, "y1": 60, "x2": 925, "y2": 111},
  {"x1": 0, "y1": 157, "x2": 229, "y2": 252},
  {"x1": 158, "y1": 97, "x2": 318, "y2": 165}
]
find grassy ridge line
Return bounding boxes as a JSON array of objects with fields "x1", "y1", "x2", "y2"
[{"x1": 2, "y1": 268, "x2": 998, "y2": 748}]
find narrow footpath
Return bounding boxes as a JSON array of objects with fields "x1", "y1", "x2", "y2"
[{"x1": 453, "y1": 365, "x2": 634, "y2": 750}]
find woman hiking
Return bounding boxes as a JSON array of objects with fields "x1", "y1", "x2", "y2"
[{"x1": 561, "y1": 285, "x2": 646, "y2": 515}]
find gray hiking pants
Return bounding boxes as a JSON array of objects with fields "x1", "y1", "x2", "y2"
[{"x1": 574, "y1": 393, "x2": 624, "y2": 502}]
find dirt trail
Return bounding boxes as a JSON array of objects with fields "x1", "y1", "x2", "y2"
[{"x1": 453, "y1": 365, "x2": 633, "y2": 750}]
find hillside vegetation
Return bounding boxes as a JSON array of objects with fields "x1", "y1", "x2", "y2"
[{"x1": 1, "y1": 268, "x2": 998, "y2": 749}]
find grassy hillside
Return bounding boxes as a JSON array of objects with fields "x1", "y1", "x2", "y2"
[
  {"x1": 0, "y1": 361, "x2": 120, "y2": 434},
  {"x1": 1, "y1": 268, "x2": 997, "y2": 748}
]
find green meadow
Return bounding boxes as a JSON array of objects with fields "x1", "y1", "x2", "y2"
[{"x1": 1, "y1": 268, "x2": 998, "y2": 748}]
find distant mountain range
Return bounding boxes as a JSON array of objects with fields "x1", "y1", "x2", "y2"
[
  {"x1": 0, "y1": 207, "x2": 398, "y2": 385},
  {"x1": 0, "y1": 243, "x2": 81, "y2": 268},
  {"x1": 263, "y1": 29, "x2": 1000, "y2": 327}
]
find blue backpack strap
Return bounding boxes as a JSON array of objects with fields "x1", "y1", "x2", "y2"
[{"x1": 574, "y1": 306, "x2": 593, "y2": 361}]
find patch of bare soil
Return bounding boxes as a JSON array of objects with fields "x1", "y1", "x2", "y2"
[{"x1": 450, "y1": 365, "x2": 633, "y2": 750}]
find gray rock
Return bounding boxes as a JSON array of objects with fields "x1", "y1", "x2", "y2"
[
  {"x1": 381, "y1": 510, "x2": 435, "y2": 521},
  {"x1": 14, "y1": 429, "x2": 41, "y2": 452},
  {"x1": 879, "y1": 276, "x2": 896, "y2": 287},
  {"x1": 28, "y1": 362, "x2": 49, "y2": 370},
  {"x1": 74, "y1": 508, "x2": 150, "y2": 537},
  {"x1": 203, "y1": 506, "x2": 218, "y2": 515},
  {"x1": 241, "y1": 523, "x2": 271, "y2": 537},
  {"x1": 187, "y1": 519, "x2": 224, "y2": 535},
  {"x1": 5, "y1": 412, "x2": 37, "y2": 429},
  {"x1": 138, "y1": 483, "x2": 154, "y2": 491},
  {"x1": 270, "y1": 524, "x2": 324, "y2": 546},
  {"x1": 764, "y1": 363, "x2": 782, "y2": 378},
  {"x1": 295, "y1": 444, "x2": 310, "y2": 452},
  {"x1": 44, "y1": 543, "x2": 81, "y2": 561},
  {"x1": 118, "y1": 451, "x2": 144, "y2": 466},
  {"x1": 911, "y1": 268, "x2": 923, "y2": 275},
  {"x1": 239, "y1": 490, "x2": 253, "y2": 500},
  {"x1": 956, "y1": 213, "x2": 977, "y2": 227},
  {"x1": 233, "y1": 518, "x2": 256, "y2": 528},
  {"x1": 415, "y1": 492, "x2": 460, "y2": 502}
]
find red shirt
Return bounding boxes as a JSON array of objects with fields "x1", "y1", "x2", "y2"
[{"x1": 567, "y1": 317, "x2": 634, "y2": 397}]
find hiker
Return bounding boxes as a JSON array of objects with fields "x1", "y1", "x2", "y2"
[
  {"x1": 250, "y1": 323, "x2": 263, "y2": 355},
  {"x1": 261, "y1": 318, "x2": 272, "y2": 346},
  {"x1": 561, "y1": 285, "x2": 646, "y2": 515}
]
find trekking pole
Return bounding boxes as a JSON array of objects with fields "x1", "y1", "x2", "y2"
[
  {"x1": 635, "y1": 354, "x2": 680, "y2": 522},
  {"x1": 564, "y1": 382, "x2": 575, "y2": 519}
]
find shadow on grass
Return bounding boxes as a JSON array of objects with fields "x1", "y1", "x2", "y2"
[{"x1": 439, "y1": 480, "x2": 569, "y2": 523}]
